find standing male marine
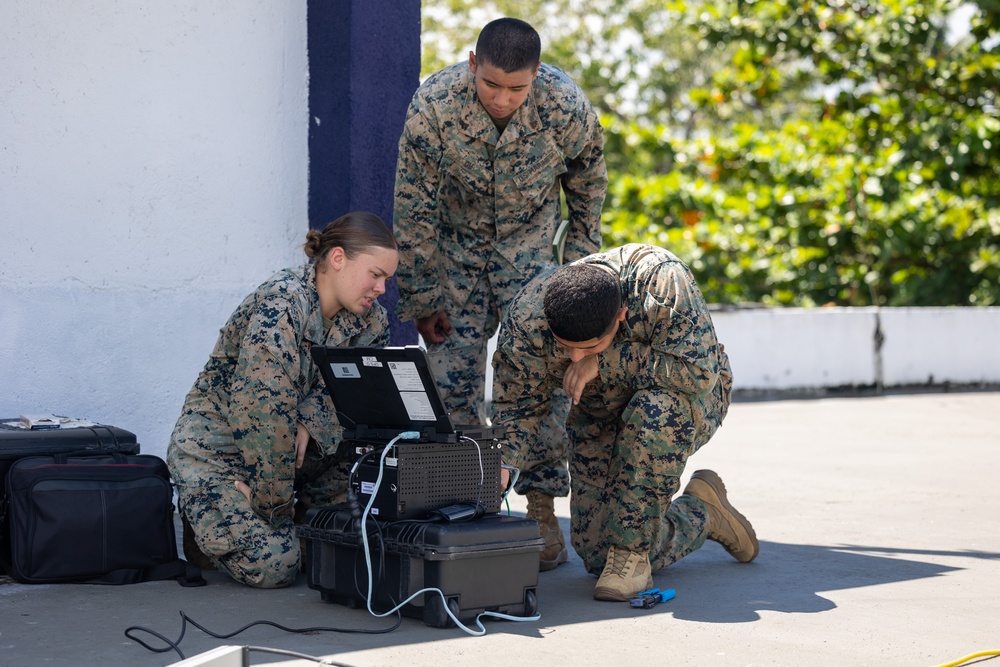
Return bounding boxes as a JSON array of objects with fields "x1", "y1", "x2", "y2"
[{"x1": 393, "y1": 17, "x2": 607, "y2": 570}]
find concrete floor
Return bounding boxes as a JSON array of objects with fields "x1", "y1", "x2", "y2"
[{"x1": 2, "y1": 391, "x2": 999, "y2": 667}]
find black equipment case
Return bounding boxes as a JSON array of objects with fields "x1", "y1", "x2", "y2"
[
  {"x1": 299, "y1": 508, "x2": 544, "y2": 628},
  {"x1": 0, "y1": 420, "x2": 140, "y2": 499}
]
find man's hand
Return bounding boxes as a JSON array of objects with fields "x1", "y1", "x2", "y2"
[
  {"x1": 563, "y1": 355, "x2": 600, "y2": 404},
  {"x1": 416, "y1": 312, "x2": 453, "y2": 345}
]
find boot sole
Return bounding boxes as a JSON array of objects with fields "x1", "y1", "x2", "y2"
[
  {"x1": 593, "y1": 586, "x2": 631, "y2": 602},
  {"x1": 539, "y1": 547, "x2": 568, "y2": 572},
  {"x1": 593, "y1": 573, "x2": 654, "y2": 601},
  {"x1": 690, "y1": 469, "x2": 759, "y2": 562}
]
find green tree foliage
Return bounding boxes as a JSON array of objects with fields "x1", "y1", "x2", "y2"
[{"x1": 420, "y1": 0, "x2": 1000, "y2": 305}]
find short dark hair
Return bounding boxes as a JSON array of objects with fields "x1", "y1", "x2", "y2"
[
  {"x1": 303, "y1": 211, "x2": 396, "y2": 266},
  {"x1": 543, "y1": 264, "x2": 622, "y2": 342},
  {"x1": 475, "y1": 18, "x2": 541, "y2": 73}
]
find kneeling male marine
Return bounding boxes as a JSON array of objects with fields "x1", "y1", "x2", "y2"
[{"x1": 491, "y1": 244, "x2": 758, "y2": 601}]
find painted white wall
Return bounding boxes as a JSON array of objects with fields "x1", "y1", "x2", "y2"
[
  {"x1": 878, "y1": 307, "x2": 1000, "y2": 386},
  {"x1": 1, "y1": 1, "x2": 309, "y2": 459},
  {"x1": 712, "y1": 307, "x2": 879, "y2": 391}
]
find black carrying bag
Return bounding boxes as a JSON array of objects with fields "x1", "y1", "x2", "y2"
[{"x1": 1, "y1": 451, "x2": 204, "y2": 586}]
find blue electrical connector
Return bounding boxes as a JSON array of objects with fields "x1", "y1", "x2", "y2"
[{"x1": 629, "y1": 588, "x2": 676, "y2": 609}]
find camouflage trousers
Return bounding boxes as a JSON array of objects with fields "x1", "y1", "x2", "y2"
[
  {"x1": 569, "y1": 375, "x2": 732, "y2": 575},
  {"x1": 173, "y1": 439, "x2": 350, "y2": 588},
  {"x1": 426, "y1": 258, "x2": 571, "y2": 497}
]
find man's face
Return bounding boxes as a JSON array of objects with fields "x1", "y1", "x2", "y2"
[
  {"x1": 551, "y1": 309, "x2": 626, "y2": 363},
  {"x1": 468, "y1": 52, "x2": 538, "y2": 121}
]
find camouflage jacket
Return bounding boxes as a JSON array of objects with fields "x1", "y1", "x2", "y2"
[
  {"x1": 169, "y1": 263, "x2": 389, "y2": 504},
  {"x1": 393, "y1": 62, "x2": 607, "y2": 320},
  {"x1": 491, "y1": 244, "x2": 732, "y2": 470}
]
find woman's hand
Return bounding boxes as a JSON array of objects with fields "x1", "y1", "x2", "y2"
[
  {"x1": 235, "y1": 480, "x2": 252, "y2": 502},
  {"x1": 295, "y1": 422, "x2": 310, "y2": 469}
]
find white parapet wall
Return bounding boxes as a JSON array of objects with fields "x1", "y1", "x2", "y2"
[
  {"x1": 712, "y1": 306, "x2": 1000, "y2": 393},
  {"x1": 711, "y1": 307, "x2": 880, "y2": 391},
  {"x1": 877, "y1": 307, "x2": 1000, "y2": 387}
]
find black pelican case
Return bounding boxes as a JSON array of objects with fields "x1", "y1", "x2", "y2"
[
  {"x1": 0, "y1": 419, "x2": 140, "y2": 498},
  {"x1": 299, "y1": 507, "x2": 544, "y2": 628}
]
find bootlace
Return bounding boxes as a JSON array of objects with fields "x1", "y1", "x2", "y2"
[{"x1": 603, "y1": 547, "x2": 633, "y2": 577}]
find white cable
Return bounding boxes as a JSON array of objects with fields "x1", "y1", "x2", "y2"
[
  {"x1": 459, "y1": 434, "x2": 486, "y2": 509},
  {"x1": 458, "y1": 435, "x2": 485, "y2": 488},
  {"x1": 358, "y1": 432, "x2": 540, "y2": 636}
]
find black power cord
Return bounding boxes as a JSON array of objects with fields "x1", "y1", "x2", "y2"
[{"x1": 124, "y1": 608, "x2": 401, "y2": 662}]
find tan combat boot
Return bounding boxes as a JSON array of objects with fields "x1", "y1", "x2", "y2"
[
  {"x1": 525, "y1": 491, "x2": 568, "y2": 571},
  {"x1": 593, "y1": 545, "x2": 654, "y2": 601},
  {"x1": 683, "y1": 469, "x2": 759, "y2": 563}
]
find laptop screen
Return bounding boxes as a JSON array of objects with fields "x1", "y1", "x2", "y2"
[{"x1": 311, "y1": 345, "x2": 457, "y2": 441}]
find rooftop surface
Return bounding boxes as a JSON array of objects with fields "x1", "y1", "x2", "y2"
[{"x1": 2, "y1": 391, "x2": 999, "y2": 667}]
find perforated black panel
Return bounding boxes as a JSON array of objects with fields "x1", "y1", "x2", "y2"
[{"x1": 354, "y1": 440, "x2": 503, "y2": 519}]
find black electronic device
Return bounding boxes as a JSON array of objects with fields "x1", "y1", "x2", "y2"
[{"x1": 352, "y1": 438, "x2": 502, "y2": 520}]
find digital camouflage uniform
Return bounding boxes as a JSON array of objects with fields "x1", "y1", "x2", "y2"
[
  {"x1": 167, "y1": 263, "x2": 389, "y2": 588},
  {"x1": 393, "y1": 61, "x2": 606, "y2": 497},
  {"x1": 491, "y1": 244, "x2": 734, "y2": 575}
]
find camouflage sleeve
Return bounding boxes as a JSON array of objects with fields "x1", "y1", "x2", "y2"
[
  {"x1": 560, "y1": 104, "x2": 606, "y2": 262},
  {"x1": 227, "y1": 295, "x2": 303, "y2": 522},
  {"x1": 295, "y1": 386, "x2": 341, "y2": 454},
  {"x1": 296, "y1": 307, "x2": 391, "y2": 453},
  {"x1": 393, "y1": 107, "x2": 445, "y2": 322},
  {"x1": 490, "y1": 313, "x2": 556, "y2": 471},
  {"x1": 366, "y1": 317, "x2": 392, "y2": 348},
  {"x1": 598, "y1": 263, "x2": 723, "y2": 397}
]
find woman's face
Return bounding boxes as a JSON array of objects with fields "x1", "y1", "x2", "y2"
[{"x1": 324, "y1": 246, "x2": 399, "y2": 315}]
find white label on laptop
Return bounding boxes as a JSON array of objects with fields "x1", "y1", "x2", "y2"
[
  {"x1": 362, "y1": 356, "x2": 382, "y2": 367},
  {"x1": 387, "y1": 361, "x2": 424, "y2": 391},
  {"x1": 330, "y1": 362, "x2": 361, "y2": 379},
  {"x1": 400, "y1": 391, "x2": 436, "y2": 421}
]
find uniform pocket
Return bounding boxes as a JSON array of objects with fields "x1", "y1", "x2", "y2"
[
  {"x1": 441, "y1": 151, "x2": 492, "y2": 207},
  {"x1": 512, "y1": 148, "x2": 567, "y2": 204}
]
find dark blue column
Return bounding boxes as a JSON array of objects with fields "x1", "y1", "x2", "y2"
[{"x1": 308, "y1": 0, "x2": 421, "y2": 344}]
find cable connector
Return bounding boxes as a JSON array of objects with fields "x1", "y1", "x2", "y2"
[
  {"x1": 398, "y1": 431, "x2": 421, "y2": 440},
  {"x1": 500, "y1": 463, "x2": 520, "y2": 499},
  {"x1": 629, "y1": 588, "x2": 676, "y2": 609}
]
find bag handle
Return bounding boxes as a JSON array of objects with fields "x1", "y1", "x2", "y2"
[{"x1": 52, "y1": 451, "x2": 128, "y2": 464}]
